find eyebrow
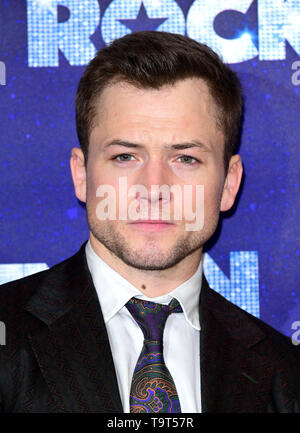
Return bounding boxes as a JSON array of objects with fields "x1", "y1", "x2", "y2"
[{"x1": 103, "y1": 139, "x2": 211, "y2": 152}]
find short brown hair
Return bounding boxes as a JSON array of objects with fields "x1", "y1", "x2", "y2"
[{"x1": 75, "y1": 31, "x2": 243, "y2": 172}]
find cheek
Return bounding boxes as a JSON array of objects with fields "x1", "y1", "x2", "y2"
[
  {"x1": 86, "y1": 162, "x2": 118, "y2": 193},
  {"x1": 86, "y1": 169, "x2": 130, "y2": 218},
  {"x1": 169, "y1": 180, "x2": 222, "y2": 225},
  {"x1": 202, "y1": 177, "x2": 224, "y2": 213},
  {"x1": 86, "y1": 172, "x2": 99, "y2": 203}
]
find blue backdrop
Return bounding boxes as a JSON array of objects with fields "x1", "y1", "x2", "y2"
[{"x1": 0, "y1": 0, "x2": 299, "y2": 338}]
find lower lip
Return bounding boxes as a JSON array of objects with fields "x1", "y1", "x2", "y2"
[{"x1": 129, "y1": 222, "x2": 175, "y2": 232}]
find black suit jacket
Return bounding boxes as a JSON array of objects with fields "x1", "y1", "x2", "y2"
[{"x1": 0, "y1": 241, "x2": 299, "y2": 413}]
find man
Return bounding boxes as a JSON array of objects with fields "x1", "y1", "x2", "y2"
[{"x1": 0, "y1": 31, "x2": 299, "y2": 413}]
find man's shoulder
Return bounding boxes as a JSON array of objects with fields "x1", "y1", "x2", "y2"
[
  {"x1": 0, "y1": 242, "x2": 88, "y2": 322},
  {"x1": 205, "y1": 285, "x2": 300, "y2": 362}
]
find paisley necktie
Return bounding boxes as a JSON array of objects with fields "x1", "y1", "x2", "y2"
[{"x1": 125, "y1": 297, "x2": 183, "y2": 413}]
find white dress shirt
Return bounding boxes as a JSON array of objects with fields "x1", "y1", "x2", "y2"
[{"x1": 85, "y1": 239, "x2": 202, "y2": 413}]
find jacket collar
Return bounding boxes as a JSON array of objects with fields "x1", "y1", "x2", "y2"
[
  {"x1": 200, "y1": 277, "x2": 266, "y2": 349},
  {"x1": 24, "y1": 241, "x2": 93, "y2": 325},
  {"x1": 199, "y1": 277, "x2": 274, "y2": 413}
]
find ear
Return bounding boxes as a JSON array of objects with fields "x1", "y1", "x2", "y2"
[
  {"x1": 70, "y1": 147, "x2": 86, "y2": 203},
  {"x1": 220, "y1": 154, "x2": 243, "y2": 212}
]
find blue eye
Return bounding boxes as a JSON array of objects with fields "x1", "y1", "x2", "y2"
[{"x1": 178, "y1": 155, "x2": 199, "y2": 164}]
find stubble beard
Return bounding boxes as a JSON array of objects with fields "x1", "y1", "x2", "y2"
[{"x1": 86, "y1": 202, "x2": 220, "y2": 271}]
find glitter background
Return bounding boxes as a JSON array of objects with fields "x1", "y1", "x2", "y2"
[{"x1": 0, "y1": 0, "x2": 299, "y2": 337}]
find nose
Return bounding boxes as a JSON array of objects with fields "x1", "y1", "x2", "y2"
[{"x1": 134, "y1": 158, "x2": 171, "y2": 206}]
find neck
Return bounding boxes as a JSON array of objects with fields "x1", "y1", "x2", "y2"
[{"x1": 89, "y1": 235, "x2": 203, "y2": 298}]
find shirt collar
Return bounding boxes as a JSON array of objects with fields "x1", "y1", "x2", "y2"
[{"x1": 85, "y1": 239, "x2": 202, "y2": 331}]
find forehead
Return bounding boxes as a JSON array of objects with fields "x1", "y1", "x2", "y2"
[{"x1": 91, "y1": 77, "x2": 223, "y2": 150}]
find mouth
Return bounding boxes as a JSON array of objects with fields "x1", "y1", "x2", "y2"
[{"x1": 129, "y1": 220, "x2": 175, "y2": 232}]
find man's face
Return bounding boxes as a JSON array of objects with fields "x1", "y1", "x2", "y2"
[{"x1": 71, "y1": 77, "x2": 242, "y2": 271}]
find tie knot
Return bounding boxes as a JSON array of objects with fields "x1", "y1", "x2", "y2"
[{"x1": 125, "y1": 297, "x2": 183, "y2": 342}]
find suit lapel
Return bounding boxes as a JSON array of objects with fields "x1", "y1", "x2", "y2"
[
  {"x1": 200, "y1": 277, "x2": 274, "y2": 413},
  {"x1": 24, "y1": 242, "x2": 123, "y2": 413}
]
